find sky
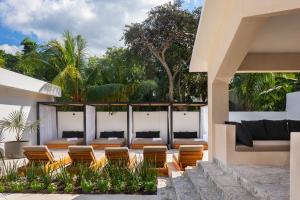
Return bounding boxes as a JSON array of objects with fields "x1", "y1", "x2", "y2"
[{"x1": 0, "y1": 0, "x2": 203, "y2": 56}]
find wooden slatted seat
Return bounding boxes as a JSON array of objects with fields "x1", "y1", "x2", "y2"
[
  {"x1": 105, "y1": 147, "x2": 136, "y2": 167},
  {"x1": 19, "y1": 145, "x2": 71, "y2": 174},
  {"x1": 173, "y1": 145, "x2": 204, "y2": 171},
  {"x1": 143, "y1": 146, "x2": 168, "y2": 176},
  {"x1": 68, "y1": 145, "x2": 106, "y2": 170}
]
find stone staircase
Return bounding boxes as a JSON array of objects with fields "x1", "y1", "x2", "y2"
[{"x1": 159, "y1": 159, "x2": 289, "y2": 200}]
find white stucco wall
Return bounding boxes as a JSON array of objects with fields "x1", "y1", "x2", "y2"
[
  {"x1": 133, "y1": 111, "x2": 168, "y2": 143},
  {"x1": 97, "y1": 112, "x2": 127, "y2": 138},
  {"x1": 0, "y1": 86, "x2": 54, "y2": 147},
  {"x1": 286, "y1": 92, "x2": 300, "y2": 120},
  {"x1": 229, "y1": 112, "x2": 287, "y2": 122},
  {"x1": 57, "y1": 112, "x2": 84, "y2": 138}
]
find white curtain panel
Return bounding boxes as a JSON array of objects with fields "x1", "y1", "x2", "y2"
[
  {"x1": 39, "y1": 105, "x2": 57, "y2": 145},
  {"x1": 85, "y1": 105, "x2": 96, "y2": 144},
  {"x1": 97, "y1": 112, "x2": 127, "y2": 138},
  {"x1": 200, "y1": 106, "x2": 208, "y2": 141},
  {"x1": 173, "y1": 111, "x2": 200, "y2": 133}
]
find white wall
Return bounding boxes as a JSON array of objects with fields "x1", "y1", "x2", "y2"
[
  {"x1": 97, "y1": 112, "x2": 127, "y2": 138},
  {"x1": 286, "y1": 92, "x2": 300, "y2": 120},
  {"x1": 0, "y1": 86, "x2": 54, "y2": 147},
  {"x1": 57, "y1": 112, "x2": 84, "y2": 138},
  {"x1": 229, "y1": 112, "x2": 287, "y2": 122},
  {"x1": 133, "y1": 111, "x2": 168, "y2": 142},
  {"x1": 173, "y1": 111, "x2": 200, "y2": 134}
]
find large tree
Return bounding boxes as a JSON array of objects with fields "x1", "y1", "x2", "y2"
[{"x1": 123, "y1": 3, "x2": 200, "y2": 101}]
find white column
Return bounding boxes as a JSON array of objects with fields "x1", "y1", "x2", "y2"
[{"x1": 290, "y1": 132, "x2": 300, "y2": 200}]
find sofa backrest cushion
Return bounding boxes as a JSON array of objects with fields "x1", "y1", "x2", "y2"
[
  {"x1": 173, "y1": 131, "x2": 197, "y2": 138},
  {"x1": 62, "y1": 131, "x2": 84, "y2": 138},
  {"x1": 136, "y1": 131, "x2": 160, "y2": 138},
  {"x1": 241, "y1": 120, "x2": 268, "y2": 140},
  {"x1": 264, "y1": 120, "x2": 289, "y2": 140},
  {"x1": 100, "y1": 131, "x2": 124, "y2": 138},
  {"x1": 225, "y1": 121, "x2": 253, "y2": 147},
  {"x1": 288, "y1": 120, "x2": 300, "y2": 133}
]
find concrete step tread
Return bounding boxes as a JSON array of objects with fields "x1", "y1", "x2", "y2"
[
  {"x1": 185, "y1": 167, "x2": 223, "y2": 200},
  {"x1": 171, "y1": 171, "x2": 200, "y2": 200},
  {"x1": 198, "y1": 162, "x2": 258, "y2": 200},
  {"x1": 157, "y1": 177, "x2": 177, "y2": 200}
]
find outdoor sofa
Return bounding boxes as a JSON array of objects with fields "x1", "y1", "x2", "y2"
[
  {"x1": 131, "y1": 131, "x2": 166, "y2": 149},
  {"x1": 90, "y1": 131, "x2": 126, "y2": 149},
  {"x1": 173, "y1": 131, "x2": 208, "y2": 150},
  {"x1": 46, "y1": 131, "x2": 85, "y2": 149}
]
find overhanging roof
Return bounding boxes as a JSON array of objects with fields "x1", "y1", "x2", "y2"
[{"x1": 0, "y1": 68, "x2": 61, "y2": 97}]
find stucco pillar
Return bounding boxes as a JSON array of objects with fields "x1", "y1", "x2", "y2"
[
  {"x1": 208, "y1": 76, "x2": 229, "y2": 162},
  {"x1": 290, "y1": 132, "x2": 300, "y2": 200}
]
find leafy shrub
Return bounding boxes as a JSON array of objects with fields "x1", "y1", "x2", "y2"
[
  {"x1": 30, "y1": 181, "x2": 45, "y2": 192},
  {"x1": 56, "y1": 164, "x2": 72, "y2": 186},
  {"x1": 127, "y1": 177, "x2": 141, "y2": 193},
  {"x1": 64, "y1": 183, "x2": 74, "y2": 193},
  {"x1": 144, "y1": 181, "x2": 156, "y2": 193},
  {"x1": 0, "y1": 183, "x2": 5, "y2": 193},
  {"x1": 80, "y1": 179, "x2": 94, "y2": 193},
  {"x1": 47, "y1": 183, "x2": 57, "y2": 193},
  {"x1": 9, "y1": 181, "x2": 25, "y2": 193},
  {"x1": 112, "y1": 180, "x2": 126, "y2": 193},
  {"x1": 96, "y1": 178, "x2": 110, "y2": 193}
]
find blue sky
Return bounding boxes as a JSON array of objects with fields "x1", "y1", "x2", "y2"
[{"x1": 0, "y1": 0, "x2": 203, "y2": 55}]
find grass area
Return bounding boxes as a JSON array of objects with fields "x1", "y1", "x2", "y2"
[{"x1": 0, "y1": 158, "x2": 157, "y2": 194}]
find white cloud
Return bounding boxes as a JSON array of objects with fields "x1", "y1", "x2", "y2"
[
  {"x1": 0, "y1": 0, "x2": 171, "y2": 56},
  {"x1": 0, "y1": 44, "x2": 22, "y2": 55}
]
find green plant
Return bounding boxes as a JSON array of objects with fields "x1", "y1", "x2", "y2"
[
  {"x1": 144, "y1": 180, "x2": 156, "y2": 193},
  {"x1": 26, "y1": 162, "x2": 38, "y2": 182},
  {"x1": 9, "y1": 181, "x2": 25, "y2": 193},
  {"x1": 64, "y1": 183, "x2": 74, "y2": 193},
  {"x1": 127, "y1": 177, "x2": 141, "y2": 193},
  {"x1": 47, "y1": 183, "x2": 57, "y2": 193},
  {"x1": 80, "y1": 179, "x2": 94, "y2": 193},
  {"x1": 96, "y1": 178, "x2": 110, "y2": 193},
  {"x1": 37, "y1": 163, "x2": 53, "y2": 187},
  {"x1": 0, "y1": 183, "x2": 5, "y2": 193},
  {"x1": 0, "y1": 109, "x2": 39, "y2": 141},
  {"x1": 56, "y1": 164, "x2": 72, "y2": 186},
  {"x1": 30, "y1": 181, "x2": 45, "y2": 192},
  {"x1": 3, "y1": 160, "x2": 19, "y2": 182},
  {"x1": 112, "y1": 180, "x2": 126, "y2": 193}
]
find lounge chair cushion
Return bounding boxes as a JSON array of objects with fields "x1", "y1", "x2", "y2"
[
  {"x1": 91, "y1": 138, "x2": 126, "y2": 145},
  {"x1": 131, "y1": 138, "x2": 165, "y2": 145},
  {"x1": 62, "y1": 131, "x2": 84, "y2": 138},
  {"x1": 264, "y1": 120, "x2": 289, "y2": 140},
  {"x1": 173, "y1": 138, "x2": 207, "y2": 146},
  {"x1": 179, "y1": 145, "x2": 204, "y2": 152},
  {"x1": 143, "y1": 146, "x2": 167, "y2": 153},
  {"x1": 100, "y1": 131, "x2": 124, "y2": 138},
  {"x1": 288, "y1": 120, "x2": 300, "y2": 133},
  {"x1": 236, "y1": 140, "x2": 290, "y2": 152},
  {"x1": 136, "y1": 131, "x2": 160, "y2": 138},
  {"x1": 173, "y1": 131, "x2": 197, "y2": 138},
  {"x1": 46, "y1": 138, "x2": 84, "y2": 145},
  {"x1": 242, "y1": 120, "x2": 268, "y2": 140}
]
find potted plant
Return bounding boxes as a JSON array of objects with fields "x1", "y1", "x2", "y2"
[{"x1": 0, "y1": 110, "x2": 39, "y2": 159}]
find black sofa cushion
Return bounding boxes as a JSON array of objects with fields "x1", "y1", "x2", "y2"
[
  {"x1": 225, "y1": 121, "x2": 253, "y2": 147},
  {"x1": 264, "y1": 120, "x2": 289, "y2": 140},
  {"x1": 136, "y1": 131, "x2": 160, "y2": 138},
  {"x1": 62, "y1": 131, "x2": 83, "y2": 138},
  {"x1": 173, "y1": 131, "x2": 197, "y2": 138},
  {"x1": 288, "y1": 120, "x2": 300, "y2": 133},
  {"x1": 100, "y1": 131, "x2": 124, "y2": 138},
  {"x1": 242, "y1": 120, "x2": 268, "y2": 140}
]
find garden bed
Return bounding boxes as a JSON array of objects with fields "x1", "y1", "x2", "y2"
[{"x1": 0, "y1": 160, "x2": 157, "y2": 195}]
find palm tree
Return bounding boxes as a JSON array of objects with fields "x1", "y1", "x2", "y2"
[{"x1": 47, "y1": 31, "x2": 86, "y2": 102}]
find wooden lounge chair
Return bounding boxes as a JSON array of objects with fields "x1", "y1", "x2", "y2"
[
  {"x1": 143, "y1": 146, "x2": 168, "y2": 176},
  {"x1": 19, "y1": 146, "x2": 71, "y2": 174},
  {"x1": 173, "y1": 145, "x2": 203, "y2": 171},
  {"x1": 104, "y1": 147, "x2": 136, "y2": 167},
  {"x1": 68, "y1": 145, "x2": 106, "y2": 170}
]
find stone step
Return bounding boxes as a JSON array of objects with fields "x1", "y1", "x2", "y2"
[
  {"x1": 185, "y1": 167, "x2": 223, "y2": 200},
  {"x1": 198, "y1": 161, "x2": 258, "y2": 200},
  {"x1": 170, "y1": 171, "x2": 200, "y2": 200},
  {"x1": 157, "y1": 177, "x2": 177, "y2": 200}
]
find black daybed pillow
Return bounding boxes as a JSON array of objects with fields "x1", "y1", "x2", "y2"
[
  {"x1": 241, "y1": 120, "x2": 268, "y2": 140},
  {"x1": 173, "y1": 131, "x2": 197, "y2": 138},
  {"x1": 62, "y1": 131, "x2": 83, "y2": 138},
  {"x1": 225, "y1": 121, "x2": 253, "y2": 147},
  {"x1": 288, "y1": 120, "x2": 300, "y2": 133},
  {"x1": 136, "y1": 131, "x2": 160, "y2": 138},
  {"x1": 264, "y1": 120, "x2": 289, "y2": 140},
  {"x1": 100, "y1": 131, "x2": 124, "y2": 138}
]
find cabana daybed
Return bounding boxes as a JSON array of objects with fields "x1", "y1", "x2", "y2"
[
  {"x1": 130, "y1": 103, "x2": 169, "y2": 149},
  {"x1": 89, "y1": 103, "x2": 129, "y2": 149},
  {"x1": 46, "y1": 131, "x2": 85, "y2": 149},
  {"x1": 171, "y1": 103, "x2": 208, "y2": 149}
]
